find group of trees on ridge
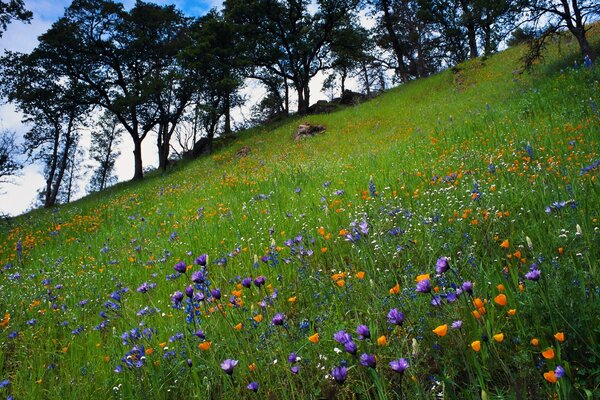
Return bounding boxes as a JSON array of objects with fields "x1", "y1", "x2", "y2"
[{"x1": 0, "y1": 0, "x2": 598, "y2": 209}]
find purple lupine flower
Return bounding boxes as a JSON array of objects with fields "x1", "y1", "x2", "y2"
[
  {"x1": 194, "y1": 254, "x2": 207, "y2": 266},
  {"x1": 254, "y1": 276, "x2": 266, "y2": 287},
  {"x1": 436, "y1": 257, "x2": 449, "y2": 274},
  {"x1": 360, "y1": 353, "x2": 377, "y2": 368},
  {"x1": 451, "y1": 320, "x2": 463, "y2": 329},
  {"x1": 290, "y1": 366, "x2": 299, "y2": 374},
  {"x1": 220, "y1": 359, "x2": 238, "y2": 375},
  {"x1": 272, "y1": 313, "x2": 285, "y2": 326},
  {"x1": 247, "y1": 381, "x2": 259, "y2": 392},
  {"x1": 555, "y1": 365, "x2": 565, "y2": 378},
  {"x1": 332, "y1": 366, "x2": 348, "y2": 383},
  {"x1": 344, "y1": 341, "x2": 357, "y2": 355},
  {"x1": 261, "y1": 255, "x2": 269, "y2": 264},
  {"x1": 171, "y1": 291, "x2": 184, "y2": 304},
  {"x1": 356, "y1": 325, "x2": 370, "y2": 340},
  {"x1": 333, "y1": 330, "x2": 352, "y2": 344},
  {"x1": 187, "y1": 359, "x2": 193, "y2": 368},
  {"x1": 211, "y1": 288, "x2": 221, "y2": 300},
  {"x1": 462, "y1": 281, "x2": 473, "y2": 294},
  {"x1": 416, "y1": 279, "x2": 432, "y2": 293},
  {"x1": 288, "y1": 352, "x2": 298, "y2": 363},
  {"x1": 387, "y1": 308, "x2": 405, "y2": 325},
  {"x1": 241, "y1": 277, "x2": 252, "y2": 288},
  {"x1": 389, "y1": 358, "x2": 409, "y2": 373},
  {"x1": 174, "y1": 261, "x2": 187, "y2": 274},
  {"x1": 191, "y1": 270, "x2": 205, "y2": 284}
]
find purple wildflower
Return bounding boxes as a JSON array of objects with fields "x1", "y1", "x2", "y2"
[
  {"x1": 272, "y1": 313, "x2": 285, "y2": 326},
  {"x1": 356, "y1": 325, "x2": 370, "y2": 340},
  {"x1": 360, "y1": 353, "x2": 377, "y2": 368},
  {"x1": 389, "y1": 358, "x2": 409, "y2": 373},
  {"x1": 241, "y1": 277, "x2": 252, "y2": 288},
  {"x1": 254, "y1": 276, "x2": 266, "y2": 287},
  {"x1": 416, "y1": 279, "x2": 432, "y2": 293},
  {"x1": 555, "y1": 365, "x2": 565, "y2": 378},
  {"x1": 332, "y1": 366, "x2": 348, "y2": 383},
  {"x1": 247, "y1": 381, "x2": 259, "y2": 392},
  {"x1": 191, "y1": 270, "x2": 205, "y2": 284},
  {"x1": 451, "y1": 320, "x2": 463, "y2": 329},
  {"x1": 171, "y1": 291, "x2": 184, "y2": 304},
  {"x1": 387, "y1": 308, "x2": 405, "y2": 325},
  {"x1": 525, "y1": 264, "x2": 541, "y2": 281},
  {"x1": 174, "y1": 261, "x2": 187, "y2": 274},
  {"x1": 220, "y1": 359, "x2": 238, "y2": 375},
  {"x1": 211, "y1": 288, "x2": 221, "y2": 300},
  {"x1": 344, "y1": 341, "x2": 357, "y2": 355},
  {"x1": 436, "y1": 257, "x2": 449, "y2": 274},
  {"x1": 462, "y1": 281, "x2": 473, "y2": 294},
  {"x1": 333, "y1": 330, "x2": 352, "y2": 344},
  {"x1": 290, "y1": 366, "x2": 299, "y2": 374},
  {"x1": 194, "y1": 254, "x2": 207, "y2": 266},
  {"x1": 185, "y1": 286, "x2": 194, "y2": 298}
]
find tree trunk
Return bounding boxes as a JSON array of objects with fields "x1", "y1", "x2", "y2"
[
  {"x1": 223, "y1": 94, "x2": 232, "y2": 135},
  {"x1": 466, "y1": 21, "x2": 479, "y2": 59},
  {"x1": 381, "y1": 0, "x2": 409, "y2": 83},
  {"x1": 132, "y1": 138, "x2": 144, "y2": 180},
  {"x1": 297, "y1": 84, "x2": 310, "y2": 115},
  {"x1": 362, "y1": 62, "x2": 371, "y2": 95},
  {"x1": 284, "y1": 78, "x2": 289, "y2": 114}
]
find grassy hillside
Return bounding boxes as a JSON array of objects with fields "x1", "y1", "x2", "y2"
[{"x1": 1, "y1": 30, "x2": 599, "y2": 399}]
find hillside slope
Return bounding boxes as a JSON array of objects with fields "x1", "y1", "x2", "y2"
[{"x1": 1, "y1": 31, "x2": 599, "y2": 399}]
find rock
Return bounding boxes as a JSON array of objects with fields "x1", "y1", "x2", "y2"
[
  {"x1": 340, "y1": 90, "x2": 366, "y2": 105},
  {"x1": 294, "y1": 124, "x2": 326, "y2": 141},
  {"x1": 235, "y1": 146, "x2": 251, "y2": 158},
  {"x1": 308, "y1": 100, "x2": 339, "y2": 114}
]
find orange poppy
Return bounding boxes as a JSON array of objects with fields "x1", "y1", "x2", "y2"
[
  {"x1": 432, "y1": 324, "x2": 448, "y2": 337},
  {"x1": 530, "y1": 338, "x2": 539, "y2": 346},
  {"x1": 554, "y1": 332, "x2": 565, "y2": 342},
  {"x1": 199, "y1": 341, "x2": 212, "y2": 351},
  {"x1": 389, "y1": 283, "x2": 400, "y2": 294},
  {"x1": 494, "y1": 294, "x2": 507, "y2": 306},
  {"x1": 308, "y1": 333, "x2": 319, "y2": 343},
  {"x1": 500, "y1": 239, "x2": 509, "y2": 249},
  {"x1": 253, "y1": 314, "x2": 263, "y2": 323},
  {"x1": 234, "y1": 323, "x2": 243, "y2": 331},
  {"x1": 543, "y1": 370, "x2": 557, "y2": 383},
  {"x1": 377, "y1": 335, "x2": 387, "y2": 346},
  {"x1": 471, "y1": 340, "x2": 481, "y2": 352},
  {"x1": 288, "y1": 296, "x2": 297, "y2": 303},
  {"x1": 493, "y1": 333, "x2": 504, "y2": 343},
  {"x1": 541, "y1": 348, "x2": 555, "y2": 359},
  {"x1": 355, "y1": 271, "x2": 365, "y2": 279},
  {"x1": 416, "y1": 274, "x2": 430, "y2": 282},
  {"x1": 507, "y1": 309, "x2": 517, "y2": 316}
]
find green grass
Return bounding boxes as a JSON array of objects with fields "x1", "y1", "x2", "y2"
[{"x1": 1, "y1": 30, "x2": 599, "y2": 399}]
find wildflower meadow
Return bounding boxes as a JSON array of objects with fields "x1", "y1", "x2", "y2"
[{"x1": 1, "y1": 31, "x2": 599, "y2": 399}]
